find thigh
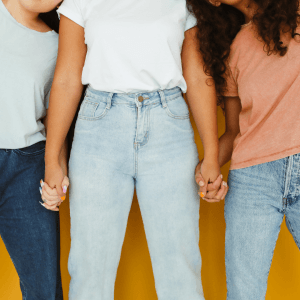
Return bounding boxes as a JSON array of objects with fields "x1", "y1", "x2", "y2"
[
  {"x1": 285, "y1": 198, "x2": 300, "y2": 249},
  {"x1": 0, "y1": 144, "x2": 62, "y2": 300},
  {"x1": 136, "y1": 128, "x2": 204, "y2": 299},
  {"x1": 225, "y1": 165, "x2": 284, "y2": 300},
  {"x1": 68, "y1": 129, "x2": 135, "y2": 300}
]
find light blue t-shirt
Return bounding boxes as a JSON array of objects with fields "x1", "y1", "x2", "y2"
[{"x1": 0, "y1": 0, "x2": 58, "y2": 149}]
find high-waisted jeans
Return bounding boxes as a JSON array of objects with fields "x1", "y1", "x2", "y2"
[
  {"x1": 0, "y1": 141, "x2": 63, "y2": 300},
  {"x1": 225, "y1": 154, "x2": 300, "y2": 299},
  {"x1": 68, "y1": 86, "x2": 204, "y2": 300}
]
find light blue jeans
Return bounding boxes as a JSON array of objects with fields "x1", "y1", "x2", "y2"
[
  {"x1": 68, "y1": 86, "x2": 204, "y2": 300},
  {"x1": 225, "y1": 154, "x2": 300, "y2": 299}
]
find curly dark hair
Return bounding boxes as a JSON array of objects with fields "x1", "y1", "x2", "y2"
[
  {"x1": 39, "y1": 8, "x2": 60, "y2": 33},
  {"x1": 187, "y1": 0, "x2": 300, "y2": 105}
]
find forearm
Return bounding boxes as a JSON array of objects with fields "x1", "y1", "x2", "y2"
[
  {"x1": 45, "y1": 81, "x2": 83, "y2": 166},
  {"x1": 218, "y1": 131, "x2": 237, "y2": 167},
  {"x1": 186, "y1": 80, "x2": 219, "y2": 163}
]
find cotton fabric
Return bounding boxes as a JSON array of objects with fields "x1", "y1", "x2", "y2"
[
  {"x1": 225, "y1": 23, "x2": 300, "y2": 170},
  {"x1": 58, "y1": 0, "x2": 197, "y2": 93},
  {"x1": 0, "y1": 0, "x2": 58, "y2": 149}
]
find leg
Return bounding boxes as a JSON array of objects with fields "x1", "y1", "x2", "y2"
[
  {"x1": 135, "y1": 97, "x2": 204, "y2": 300},
  {"x1": 285, "y1": 194, "x2": 300, "y2": 249},
  {"x1": 225, "y1": 162, "x2": 286, "y2": 300},
  {"x1": 0, "y1": 143, "x2": 63, "y2": 300},
  {"x1": 68, "y1": 103, "x2": 136, "y2": 300}
]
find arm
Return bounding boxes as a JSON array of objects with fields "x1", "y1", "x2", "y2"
[
  {"x1": 219, "y1": 96, "x2": 241, "y2": 167},
  {"x1": 44, "y1": 15, "x2": 87, "y2": 195},
  {"x1": 182, "y1": 27, "x2": 220, "y2": 194}
]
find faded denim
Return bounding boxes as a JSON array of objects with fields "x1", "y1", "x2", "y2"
[
  {"x1": 68, "y1": 86, "x2": 204, "y2": 300},
  {"x1": 225, "y1": 154, "x2": 300, "y2": 299}
]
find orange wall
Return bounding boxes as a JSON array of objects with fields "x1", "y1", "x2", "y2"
[{"x1": 1, "y1": 108, "x2": 300, "y2": 299}]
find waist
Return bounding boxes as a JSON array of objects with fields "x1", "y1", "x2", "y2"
[{"x1": 85, "y1": 86, "x2": 183, "y2": 105}]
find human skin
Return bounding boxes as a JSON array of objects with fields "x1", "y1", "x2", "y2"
[{"x1": 44, "y1": 15, "x2": 224, "y2": 199}]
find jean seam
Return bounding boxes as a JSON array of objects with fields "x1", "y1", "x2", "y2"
[
  {"x1": 286, "y1": 216, "x2": 300, "y2": 248},
  {"x1": 13, "y1": 148, "x2": 45, "y2": 157}
]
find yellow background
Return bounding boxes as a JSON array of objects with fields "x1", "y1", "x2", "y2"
[{"x1": 1, "y1": 108, "x2": 300, "y2": 299}]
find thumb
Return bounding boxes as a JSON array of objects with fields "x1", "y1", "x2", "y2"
[
  {"x1": 61, "y1": 176, "x2": 70, "y2": 201},
  {"x1": 196, "y1": 172, "x2": 208, "y2": 198}
]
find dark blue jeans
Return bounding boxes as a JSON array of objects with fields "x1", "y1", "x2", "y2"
[{"x1": 0, "y1": 141, "x2": 63, "y2": 300}]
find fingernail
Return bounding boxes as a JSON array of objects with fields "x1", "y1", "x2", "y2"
[
  {"x1": 223, "y1": 181, "x2": 227, "y2": 187},
  {"x1": 221, "y1": 174, "x2": 223, "y2": 179},
  {"x1": 200, "y1": 192, "x2": 204, "y2": 198},
  {"x1": 42, "y1": 198, "x2": 47, "y2": 204},
  {"x1": 39, "y1": 187, "x2": 42, "y2": 195},
  {"x1": 61, "y1": 196, "x2": 66, "y2": 201},
  {"x1": 199, "y1": 181, "x2": 205, "y2": 187},
  {"x1": 39, "y1": 201, "x2": 45, "y2": 207},
  {"x1": 40, "y1": 180, "x2": 44, "y2": 187},
  {"x1": 63, "y1": 185, "x2": 67, "y2": 193}
]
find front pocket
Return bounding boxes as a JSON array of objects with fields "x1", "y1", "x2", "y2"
[
  {"x1": 78, "y1": 97, "x2": 108, "y2": 121},
  {"x1": 163, "y1": 95, "x2": 190, "y2": 119}
]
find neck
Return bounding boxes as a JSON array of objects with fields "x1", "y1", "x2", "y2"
[
  {"x1": 3, "y1": 0, "x2": 40, "y2": 27},
  {"x1": 233, "y1": 0, "x2": 258, "y2": 23}
]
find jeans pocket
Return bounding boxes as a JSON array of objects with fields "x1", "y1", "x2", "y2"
[
  {"x1": 78, "y1": 96, "x2": 109, "y2": 121},
  {"x1": 163, "y1": 95, "x2": 190, "y2": 119},
  {"x1": 14, "y1": 141, "x2": 45, "y2": 156}
]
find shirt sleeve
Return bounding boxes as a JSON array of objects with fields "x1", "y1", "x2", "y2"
[
  {"x1": 185, "y1": 7, "x2": 197, "y2": 31},
  {"x1": 57, "y1": 0, "x2": 84, "y2": 27}
]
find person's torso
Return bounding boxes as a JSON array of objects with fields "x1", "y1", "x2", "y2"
[
  {"x1": 59, "y1": 0, "x2": 195, "y2": 93},
  {"x1": 0, "y1": 0, "x2": 58, "y2": 149},
  {"x1": 229, "y1": 23, "x2": 300, "y2": 169}
]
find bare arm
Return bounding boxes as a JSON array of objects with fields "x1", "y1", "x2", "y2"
[
  {"x1": 182, "y1": 27, "x2": 220, "y2": 193},
  {"x1": 219, "y1": 96, "x2": 241, "y2": 167},
  {"x1": 44, "y1": 15, "x2": 87, "y2": 194}
]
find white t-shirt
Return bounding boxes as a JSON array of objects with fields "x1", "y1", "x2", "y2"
[
  {"x1": 0, "y1": 0, "x2": 58, "y2": 149},
  {"x1": 58, "y1": 0, "x2": 197, "y2": 93}
]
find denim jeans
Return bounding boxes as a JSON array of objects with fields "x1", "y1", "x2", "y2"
[
  {"x1": 225, "y1": 154, "x2": 300, "y2": 299},
  {"x1": 68, "y1": 86, "x2": 204, "y2": 300},
  {"x1": 0, "y1": 141, "x2": 63, "y2": 300}
]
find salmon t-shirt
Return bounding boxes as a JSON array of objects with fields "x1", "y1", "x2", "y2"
[{"x1": 225, "y1": 23, "x2": 300, "y2": 170}]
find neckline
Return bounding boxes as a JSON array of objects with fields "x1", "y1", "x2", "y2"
[{"x1": 0, "y1": 0, "x2": 56, "y2": 35}]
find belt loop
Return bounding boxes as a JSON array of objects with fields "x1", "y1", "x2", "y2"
[
  {"x1": 106, "y1": 93, "x2": 114, "y2": 109},
  {"x1": 158, "y1": 90, "x2": 167, "y2": 108}
]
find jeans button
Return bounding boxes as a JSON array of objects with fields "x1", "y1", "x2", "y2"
[{"x1": 138, "y1": 96, "x2": 144, "y2": 102}]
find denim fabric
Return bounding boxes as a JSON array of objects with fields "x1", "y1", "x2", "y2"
[
  {"x1": 225, "y1": 154, "x2": 300, "y2": 300},
  {"x1": 68, "y1": 86, "x2": 204, "y2": 300},
  {"x1": 0, "y1": 141, "x2": 63, "y2": 300}
]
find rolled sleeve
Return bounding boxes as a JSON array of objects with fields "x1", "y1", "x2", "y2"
[
  {"x1": 224, "y1": 66, "x2": 239, "y2": 97},
  {"x1": 57, "y1": 0, "x2": 84, "y2": 27}
]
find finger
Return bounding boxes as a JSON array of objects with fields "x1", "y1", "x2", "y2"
[
  {"x1": 195, "y1": 173, "x2": 208, "y2": 198},
  {"x1": 205, "y1": 181, "x2": 228, "y2": 201},
  {"x1": 207, "y1": 174, "x2": 223, "y2": 192},
  {"x1": 40, "y1": 201, "x2": 59, "y2": 211},
  {"x1": 61, "y1": 176, "x2": 70, "y2": 200},
  {"x1": 42, "y1": 181, "x2": 59, "y2": 196},
  {"x1": 41, "y1": 189, "x2": 61, "y2": 202},
  {"x1": 221, "y1": 183, "x2": 229, "y2": 200},
  {"x1": 202, "y1": 198, "x2": 222, "y2": 203}
]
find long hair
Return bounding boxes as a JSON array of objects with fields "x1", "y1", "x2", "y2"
[
  {"x1": 39, "y1": 8, "x2": 60, "y2": 33},
  {"x1": 187, "y1": 0, "x2": 300, "y2": 105}
]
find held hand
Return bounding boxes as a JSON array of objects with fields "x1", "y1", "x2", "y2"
[
  {"x1": 40, "y1": 162, "x2": 70, "y2": 211},
  {"x1": 195, "y1": 160, "x2": 228, "y2": 203}
]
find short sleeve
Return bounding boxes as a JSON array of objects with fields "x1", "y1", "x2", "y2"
[
  {"x1": 185, "y1": 7, "x2": 197, "y2": 31},
  {"x1": 57, "y1": 0, "x2": 84, "y2": 27}
]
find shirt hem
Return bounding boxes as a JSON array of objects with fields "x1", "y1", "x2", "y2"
[{"x1": 230, "y1": 145, "x2": 300, "y2": 170}]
